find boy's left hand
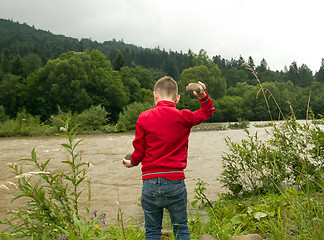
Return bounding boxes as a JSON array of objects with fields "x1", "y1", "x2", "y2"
[{"x1": 123, "y1": 159, "x2": 134, "y2": 168}]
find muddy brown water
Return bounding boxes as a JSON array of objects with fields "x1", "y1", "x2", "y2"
[{"x1": 0, "y1": 122, "x2": 289, "y2": 229}]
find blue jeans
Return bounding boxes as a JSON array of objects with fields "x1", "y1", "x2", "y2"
[{"x1": 141, "y1": 178, "x2": 190, "y2": 240}]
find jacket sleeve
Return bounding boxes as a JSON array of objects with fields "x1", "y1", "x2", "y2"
[
  {"x1": 131, "y1": 118, "x2": 145, "y2": 166},
  {"x1": 182, "y1": 92, "x2": 215, "y2": 126}
]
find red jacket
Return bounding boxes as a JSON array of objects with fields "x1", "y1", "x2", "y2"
[{"x1": 131, "y1": 92, "x2": 215, "y2": 180}]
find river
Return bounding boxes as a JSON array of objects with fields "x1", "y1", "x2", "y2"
[{"x1": 0, "y1": 122, "x2": 286, "y2": 229}]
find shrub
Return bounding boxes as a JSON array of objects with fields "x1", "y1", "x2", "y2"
[
  {"x1": 50, "y1": 105, "x2": 109, "y2": 133},
  {"x1": 73, "y1": 105, "x2": 109, "y2": 131},
  {"x1": 0, "y1": 109, "x2": 52, "y2": 137},
  {"x1": 116, "y1": 102, "x2": 153, "y2": 132},
  {"x1": 220, "y1": 117, "x2": 324, "y2": 197}
]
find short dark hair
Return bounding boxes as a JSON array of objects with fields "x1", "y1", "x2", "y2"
[{"x1": 154, "y1": 76, "x2": 178, "y2": 100}]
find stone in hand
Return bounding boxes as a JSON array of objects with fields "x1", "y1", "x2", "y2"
[{"x1": 187, "y1": 83, "x2": 201, "y2": 94}]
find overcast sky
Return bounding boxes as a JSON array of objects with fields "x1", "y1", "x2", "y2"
[{"x1": 1, "y1": 0, "x2": 323, "y2": 72}]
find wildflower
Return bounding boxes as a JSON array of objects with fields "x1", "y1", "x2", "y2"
[
  {"x1": 58, "y1": 234, "x2": 68, "y2": 240},
  {"x1": 94, "y1": 225, "x2": 100, "y2": 230},
  {"x1": 92, "y1": 210, "x2": 98, "y2": 218},
  {"x1": 100, "y1": 212, "x2": 107, "y2": 225}
]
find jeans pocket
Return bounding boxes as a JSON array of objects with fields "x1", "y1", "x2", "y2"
[{"x1": 164, "y1": 182, "x2": 186, "y2": 199}]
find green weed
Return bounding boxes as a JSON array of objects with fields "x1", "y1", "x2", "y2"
[{"x1": 0, "y1": 118, "x2": 106, "y2": 239}]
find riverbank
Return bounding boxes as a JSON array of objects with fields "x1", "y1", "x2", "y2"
[{"x1": 1, "y1": 117, "x2": 321, "y2": 138}]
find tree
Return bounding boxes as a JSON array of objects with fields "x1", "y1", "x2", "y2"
[
  {"x1": 179, "y1": 64, "x2": 226, "y2": 112},
  {"x1": 112, "y1": 50, "x2": 126, "y2": 71},
  {"x1": 163, "y1": 55, "x2": 179, "y2": 79},
  {"x1": 225, "y1": 68, "x2": 248, "y2": 87},
  {"x1": 186, "y1": 49, "x2": 227, "y2": 100},
  {"x1": 194, "y1": 49, "x2": 214, "y2": 69},
  {"x1": 11, "y1": 56, "x2": 23, "y2": 76},
  {"x1": 0, "y1": 74, "x2": 22, "y2": 117},
  {"x1": 185, "y1": 49, "x2": 195, "y2": 69},
  {"x1": 287, "y1": 61, "x2": 299, "y2": 86},
  {"x1": 248, "y1": 56, "x2": 255, "y2": 69},
  {"x1": 314, "y1": 58, "x2": 324, "y2": 83},
  {"x1": 21, "y1": 53, "x2": 42, "y2": 77},
  {"x1": 259, "y1": 70, "x2": 279, "y2": 83},
  {"x1": 298, "y1": 64, "x2": 313, "y2": 87},
  {"x1": 129, "y1": 66, "x2": 155, "y2": 90},
  {"x1": 256, "y1": 58, "x2": 268, "y2": 73},
  {"x1": 24, "y1": 50, "x2": 127, "y2": 122},
  {"x1": 309, "y1": 82, "x2": 324, "y2": 116},
  {"x1": 211, "y1": 96, "x2": 243, "y2": 122}
]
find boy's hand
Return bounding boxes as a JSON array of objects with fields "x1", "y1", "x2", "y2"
[
  {"x1": 123, "y1": 158, "x2": 134, "y2": 168},
  {"x1": 186, "y1": 81, "x2": 207, "y2": 99}
]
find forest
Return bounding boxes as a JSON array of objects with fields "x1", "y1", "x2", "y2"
[{"x1": 0, "y1": 18, "x2": 324, "y2": 134}]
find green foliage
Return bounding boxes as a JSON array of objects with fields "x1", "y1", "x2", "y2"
[
  {"x1": 23, "y1": 50, "x2": 127, "y2": 121},
  {"x1": 258, "y1": 189, "x2": 324, "y2": 239},
  {"x1": 104, "y1": 224, "x2": 145, "y2": 239},
  {"x1": 0, "y1": 105, "x2": 8, "y2": 122},
  {"x1": 225, "y1": 68, "x2": 249, "y2": 88},
  {"x1": 0, "y1": 118, "x2": 103, "y2": 239},
  {"x1": 73, "y1": 105, "x2": 109, "y2": 131},
  {"x1": 0, "y1": 109, "x2": 52, "y2": 137},
  {"x1": 129, "y1": 66, "x2": 155, "y2": 90},
  {"x1": 315, "y1": 58, "x2": 324, "y2": 83},
  {"x1": 116, "y1": 102, "x2": 153, "y2": 131},
  {"x1": 189, "y1": 186, "x2": 324, "y2": 240},
  {"x1": 0, "y1": 73, "x2": 22, "y2": 117},
  {"x1": 120, "y1": 66, "x2": 155, "y2": 104},
  {"x1": 179, "y1": 62, "x2": 226, "y2": 102},
  {"x1": 211, "y1": 96, "x2": 244, "y2": 122},
  {"x1": 112, "y1": 50, "x2": 126, "y2": 71},
  {"x1": 220, "y1": 118, "x2": 324, "y2": 197},
  {"x1": 57, "y1": 212, "x2": 109, "y2": 240}
]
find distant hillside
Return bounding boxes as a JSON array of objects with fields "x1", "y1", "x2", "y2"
[
  {"x1": 0, "y1": 19, "x2": 323, "y2": 124},
  {"x1": 0, "y1": 18, "x2": 190, "y2": 79}
]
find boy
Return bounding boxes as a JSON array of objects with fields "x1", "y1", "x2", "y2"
[{"x1": 123, "y1": 76, "x2": 215, "y2": 240}]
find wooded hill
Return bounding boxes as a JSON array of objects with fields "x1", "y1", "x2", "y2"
[{"x1": 0, "y1": 18, "x2": 323, "y2": 126}]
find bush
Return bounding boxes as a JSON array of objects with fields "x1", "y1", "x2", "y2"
[
  {"x1": 50, "y1": 105, "x2": 109, "y2": 133},
  {"x1": 0, "y1": 109, "x2": 53, "y2": 137},
  {"x1": 116, "y1": 102, "x2": 153, "y2": 132},
  {"x1": 220, "y1": 117, "x2": 324, "y2": 197},
  {"x1": 0, "y1": 119, "x2": 20, "y2": 136},
  {"x1": 73, "y1": 105, "x2": 109, "y2": 131}
]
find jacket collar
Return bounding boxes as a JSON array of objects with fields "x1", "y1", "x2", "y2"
[{"x1": 155, "y1": 100, "x2": 176, "y2": 108}]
